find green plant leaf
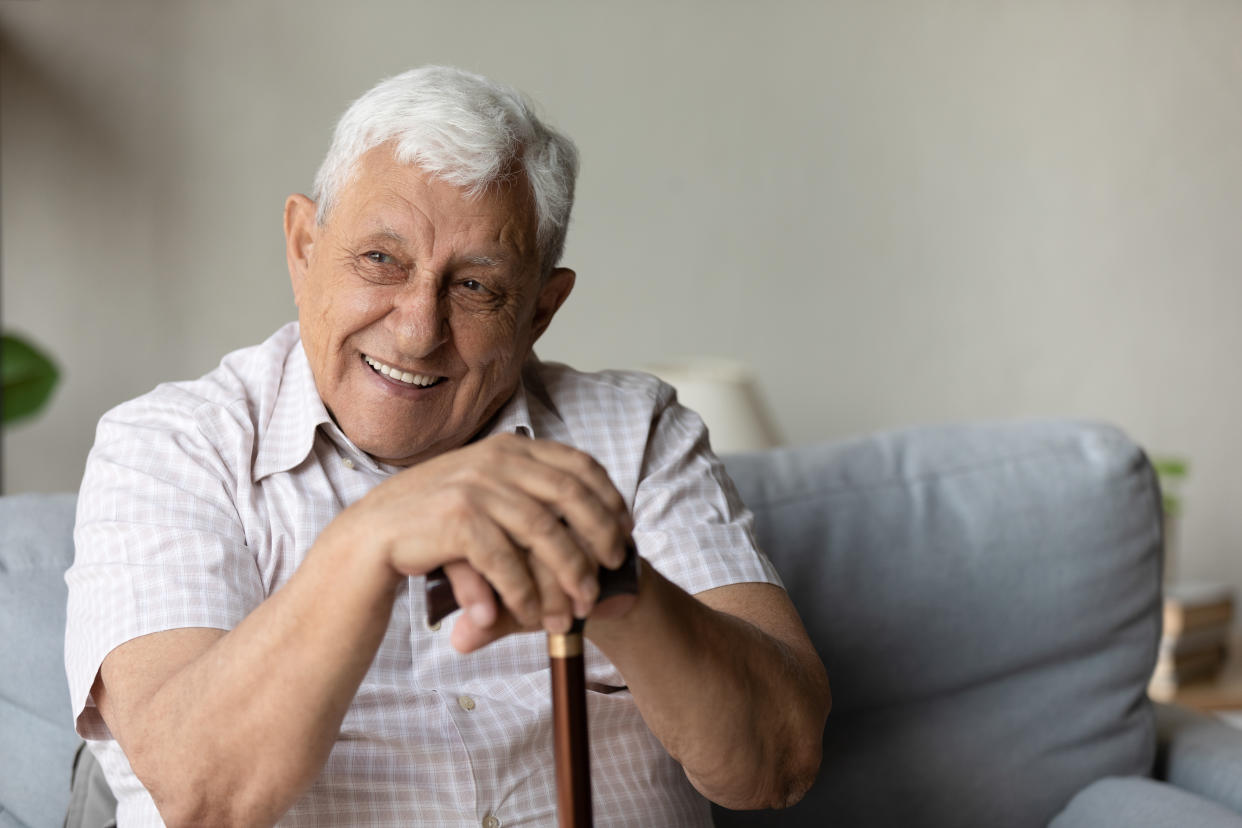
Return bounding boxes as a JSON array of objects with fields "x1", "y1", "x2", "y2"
[
  {"x1": 2, "y1": 333, "x2": 61, "y2": 424},
  {"x1": 1152, "y1": 457, "x2": 1189, "y2": 479}
]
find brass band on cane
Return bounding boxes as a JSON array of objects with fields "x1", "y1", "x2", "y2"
[{"x1": 548, "y1": 632, "x2": 584, "y2": 658}]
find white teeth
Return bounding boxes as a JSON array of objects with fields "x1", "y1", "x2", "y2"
[{"x1": 363, "y1": 355, "x2": 440, "y2": 387}]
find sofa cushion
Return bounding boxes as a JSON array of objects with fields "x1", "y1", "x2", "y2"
[
  {"x1": 0, "y1": 493, "x2": 80, "y2": 828},
  {"x1": 1156, "y1": 701, "x2": 1242, "y2": 816},
  {"x1": 716, "y1": 420, "x2": 1162, "y2": 828},
  {"x1": 1049, "y1": 776, "x2": 1242, "y2": 827}
]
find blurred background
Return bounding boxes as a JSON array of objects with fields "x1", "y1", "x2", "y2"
[{"x1": 2, "y1": 1, "x2": 1240, "y2": 620}]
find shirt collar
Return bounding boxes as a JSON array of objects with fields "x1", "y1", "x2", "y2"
[
  {"x1": 252, "y1": 336, "x2": 335, "y2": 482},
  {"x1": 476, "y1": 373, "x2": 536, "y2": 442}
]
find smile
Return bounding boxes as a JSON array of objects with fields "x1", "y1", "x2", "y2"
[{"x1": 363, "y1": 355, "x2": 444, "y2": 388}]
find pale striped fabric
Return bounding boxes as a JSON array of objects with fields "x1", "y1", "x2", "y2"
[{"x1": 65, "y1": 321, "x2": 781, "y2": 827}]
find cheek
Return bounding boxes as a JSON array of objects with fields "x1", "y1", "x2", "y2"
[
  {"x1": 457, "y1": 309, "x2": 523, "y2": 366},
  {"x1": 313, "y1": 286, "x2": 392, "y2": 344}
]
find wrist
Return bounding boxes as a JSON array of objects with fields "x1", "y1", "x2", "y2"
[
  {"x1": 584, "y1": 558, "x2": 663, "y2": 644},
  {"x1": 312, "y1": 504, "x2": 406, "y2": 597}
]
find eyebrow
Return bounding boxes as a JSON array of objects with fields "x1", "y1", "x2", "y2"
[
  {"x1": 361, "y1": 228, "x2": 407, "y2": 245},
  {"x1": 360, "y1": 227, "x2": 509, "y2": 269}
]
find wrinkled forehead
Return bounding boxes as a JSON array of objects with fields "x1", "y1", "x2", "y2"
[{"x1": 335, "y1": 144, "x2": 541, "y2": 265}]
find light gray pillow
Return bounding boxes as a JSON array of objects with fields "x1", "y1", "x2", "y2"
[{"x1": 717, "y1": 420, "x2": 1162, "y2": 828}]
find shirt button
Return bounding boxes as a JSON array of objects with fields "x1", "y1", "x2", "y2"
[
  {"x1": 458, "y1": 695, "x2": 476, "y2": 712},
  {"x1": 341, "y1": 456, "x2": 355, "y2": 470},
  {"x1": 483, "y1": 816, "x2": 501, "y2": 828}
]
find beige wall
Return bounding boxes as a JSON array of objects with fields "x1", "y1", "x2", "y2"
[{"x1": 3, "y1": 1, "x2": 1240, "y2": 594}]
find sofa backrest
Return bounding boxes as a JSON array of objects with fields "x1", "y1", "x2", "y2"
[
  {"x1": 0, "y1": 420, "x2": 1162, "y2": 828},
  {"x1": 715, "y1": 420, "x2": 1162, "y2": 828}
]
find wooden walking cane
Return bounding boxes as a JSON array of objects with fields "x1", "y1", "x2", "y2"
[{"x1": 425, "y1": 545, "x2": 640, "y2": 828}]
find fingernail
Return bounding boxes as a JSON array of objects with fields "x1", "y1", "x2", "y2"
[{"x1": 468, "y1": 603, "x2": 494, "y2": 627}]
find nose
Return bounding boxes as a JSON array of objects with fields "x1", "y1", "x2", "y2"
[{"x1": 386, "y1": 274, "x2": 448, "y2": 357}]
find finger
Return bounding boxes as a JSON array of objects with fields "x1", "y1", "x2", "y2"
[
  {"x1": 529, "y1": 557, "x2": 575, "y2": 632},
  {"x1": 482, "y1": 447, "x2": 630, "y2": 570},
  {"x1": 455, "y1": 508, "x2": 543, "y2": 628},
  {"x1": 443, "y1": 561, "x2": 497, "y2": 629},
  {"x1": 520, "y1": 439, "x2": 632, "y2": 526},
  {"x1": 471, "y1": 486, "x2": 599, "y2": 610},
  {"x1": 450, "y1": 602, "x2": 523, "y2": 653}
]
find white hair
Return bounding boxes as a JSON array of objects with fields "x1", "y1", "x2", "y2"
[{"x1": 312, "y1": 66, "x2": 579, "y2": 273}]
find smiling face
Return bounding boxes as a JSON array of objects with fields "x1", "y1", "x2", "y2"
[{"x1": 284, "y1": 145, "x2": 575, "y2": 466}]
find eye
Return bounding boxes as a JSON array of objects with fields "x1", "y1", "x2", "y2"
[
  {"x1": 461, "y1": 279, "x2": 486, "y2": 292},
  {"x1": 364, "y1": 251, "x2": 397, "y2": 266}
]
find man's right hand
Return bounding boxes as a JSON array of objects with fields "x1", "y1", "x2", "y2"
[{"x1": 320, "y1": 433, "x2": 634, "y2": 650}]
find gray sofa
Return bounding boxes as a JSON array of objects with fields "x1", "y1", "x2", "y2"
[{"x1": 3, "y1": 420, "x2": 1242, "y2": 827}]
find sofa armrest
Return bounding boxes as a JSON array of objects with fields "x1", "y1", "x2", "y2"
[
  {"x1": 1154, "y1": 701, "x2": 1242, "y2": 816},
  {"x1": 0, "y1": 493, "x2": 80, "y2": 828}
]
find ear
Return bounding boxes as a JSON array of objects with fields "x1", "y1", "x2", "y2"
[
  {"x1": 529, "y1": 267, "x2": 576, "y2": 343},
  {"x1": 284, "y1": 194, "x2": 318, "y2": 307}
]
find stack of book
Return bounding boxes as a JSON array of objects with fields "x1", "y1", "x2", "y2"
[{"x1": 1149, "y1": 583, "x2": 1235, "y2": 702}]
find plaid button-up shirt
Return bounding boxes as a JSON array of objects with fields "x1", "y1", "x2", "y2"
[{"x1": 66, "y1": 322, "x2": 780, "y2": 827}]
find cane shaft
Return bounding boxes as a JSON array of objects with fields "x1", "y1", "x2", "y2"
[
  {"x1": 549, "y1": 628, "x2": 591, "y2": 828},
  {"x1": 424, "y1": 544, "x2": 639, "y2": 828}
]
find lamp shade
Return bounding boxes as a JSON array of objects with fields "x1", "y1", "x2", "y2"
[{"x1": 643, "y1": 358, "x2": 782, "y2": 454}]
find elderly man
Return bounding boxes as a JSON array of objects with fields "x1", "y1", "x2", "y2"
[{"x1": 65, "y1": 66, "x2": 830, "y2": 827}]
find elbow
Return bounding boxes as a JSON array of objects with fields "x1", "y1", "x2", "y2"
[
  {"x1": 155, "y1": 797, "x2": 224, "y2": 828},
  {"x1": 142, "y1": 773, "x2": 219, "y2": 828},
  {"x1": 131, "y1": 745, "x2": 285, "y2": 828},
  {"x1": 774, "y1": 670, "x2": 831, "y2": 808},
  {"x1": 769, "y1": 730, "x2": 824, "y2": 809},
  {"x1": 757, "y1": 714, "x2": 827, "y2": 811},
  {"x1": 738, "y1": 674, "x2": 832, "y2": 810},
  {"x1": 696, "y1": 694, "x2": 831, "y2": 811},
  {"x1": 693, "y1": 731, "x2": 824, "y2": 811},
  {"x1": 152, "y1": 782, "x2": 279, "y2": 828},
  {"x1": 143, "y1": 771, "x2": 239, "y2": 828}
]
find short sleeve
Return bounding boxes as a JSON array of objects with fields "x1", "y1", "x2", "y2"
[
  {"x1": 630, "y1": 389, "x2": 782, "y2": 595},
  {"x1": 65, "y1": 394, "x2": 264, "y2": 739}
]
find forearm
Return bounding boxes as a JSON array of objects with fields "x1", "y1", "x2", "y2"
[
  {"x1": 586, "y1": 565, "x2": 831, "y2": 810},
  {"x1": 100, "y1": 524, "x2": 400, "y2": 826}
]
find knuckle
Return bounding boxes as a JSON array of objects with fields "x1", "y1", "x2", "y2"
[
  {"x1": 544, "y1": 593, "x2": 570, "y2": 616},
  {"x1": 553, "y1": 471, "x2": 587, "y2": 502},
  {"x1": 470, "y1": 439, "x2": 506, "y2": 466},
  {"x1": 445, "y1": 484, "x2": 475, "y2": 510},
  {"x1": 509, "y1": 578, "x2": 534, "y2": 602},
  {"x1": 509, "y1": 582, "x2": 538, "y2": 614},
  {"x1": 526, "y1": 506, "x2": 564, "y2": 540},
  {"x1": 437, "y1": 490, "x2": 473, "y2": 530},
  {"x1": 538, "y1": 559, "x2": 574, "y2": 590},
  {"x1": 455, "y1": 464, "x2": 491, "y2": 489},
  {"x1": 465, "y1": 542, "x2": 499, "y2": 570},
  {"x1": 570, "y1": 450, "x2": 603, "y2": 476},
  {"x1": 492, "y1": 433, "x2": 524, "y2": 452}
]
